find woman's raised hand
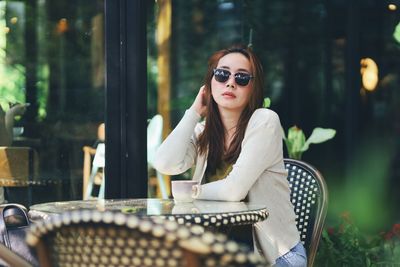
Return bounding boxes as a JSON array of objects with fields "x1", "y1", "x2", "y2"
[{"x1": 191, "y1": 85, "x2": 207, "y2": 117}]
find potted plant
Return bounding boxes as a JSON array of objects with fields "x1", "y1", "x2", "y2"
[
  {"x1": 283, "y1": 126, "x2": 336, "y2": 160},
  {"x1": 263, "y1": 98, "x2": 336, "y2": 160}
]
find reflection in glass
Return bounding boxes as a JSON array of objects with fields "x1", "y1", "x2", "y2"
[{"x1": 0, "y1": 0, "x2": 105, "y2": 206}]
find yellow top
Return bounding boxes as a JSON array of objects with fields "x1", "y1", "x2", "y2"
[{"x1": 205, "y1": 161, "x2": 233, "y2": 183}]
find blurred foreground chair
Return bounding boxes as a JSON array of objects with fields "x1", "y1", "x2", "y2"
[
  {"x1": 26, "y1": 210, "x2": 266, "y2": 267},
  {"x1": 82, "y1": 123, "x2": 105, "y2": 200},
  {"x1": 284, "y1": 158, "x2": 328, "y2": 267},
  {"x1": 147, "y1": 114, "x2": 169, "y2": 199}
]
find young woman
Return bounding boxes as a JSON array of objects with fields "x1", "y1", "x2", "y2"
[{"x1": 154, "y1": 45, "x2": 307, "y2": 267}]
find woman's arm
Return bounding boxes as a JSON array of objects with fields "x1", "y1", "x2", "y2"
[
  {"x1": 194, "y1": 109, "x2": 284, "y2": 201},
  {"x1": 153, "y1": 108, "x2": 202, "y2": 175},
  {"x1": 154, "y1": 86, "x2": 206, "y2": 175}
]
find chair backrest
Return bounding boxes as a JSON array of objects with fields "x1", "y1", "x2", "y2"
[
  {"x1": 0, "y1": 146, "x2": 39, "y2": 187},
  {"x1": 147, "y1": 115, "x2": 169, "y2": 198},
  {"x1": 97, "y1": 123, "x2": 105, "y2": 142},
  {"x1": 82, "y1": 123, "x2": 105, "y2": 199},
  {"x1": 92, "y1": 143, "x2": 105, "y2": 168},
  {"x1": 283, "y1": 158, "x2": 328, "y2": 267},
  {"x1": 26, "y1": 210, "x2": 267, "y2": 267}
]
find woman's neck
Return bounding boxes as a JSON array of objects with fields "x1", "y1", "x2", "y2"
[
  {"x1": 219, "y1": 109, "x2": 242, "y2": 152},
  {"x1": 219, "y1": 109, "x2": 241, "y2": 133}
]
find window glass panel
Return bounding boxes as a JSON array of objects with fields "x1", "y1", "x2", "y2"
[{"x1": 0, "y1": 0, "x2": 104, "y2": 206}]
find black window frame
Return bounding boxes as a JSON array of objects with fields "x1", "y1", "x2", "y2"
[{"x1": 104, "y1": 0, "x2": 147, "y2": 198}]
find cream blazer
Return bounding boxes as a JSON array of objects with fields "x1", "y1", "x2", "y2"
[{"x1": 154, "y1": 107, "x2": 300, "y2": 265}]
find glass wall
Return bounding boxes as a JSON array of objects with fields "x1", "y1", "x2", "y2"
[
  {"x1": 148, "y1": 0, "x2": 400, "y2": 238},
  {"x1": 0, "y1": 0, "x2": 104, "y2": 206}
]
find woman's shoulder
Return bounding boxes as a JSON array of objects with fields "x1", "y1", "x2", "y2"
[{"x1": 249, "y1": 108, "x2": 281, "y2": 126}]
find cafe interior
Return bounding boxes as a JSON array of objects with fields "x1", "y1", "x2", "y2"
[{"x1": 0, "y1": 0, "x2": 399, "y2": 266}]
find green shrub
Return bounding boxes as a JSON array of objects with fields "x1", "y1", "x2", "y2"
[{"x1": 316, "y1": 213, "x2": 400, "y2": 266}]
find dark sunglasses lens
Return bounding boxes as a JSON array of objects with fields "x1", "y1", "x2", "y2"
[
  {"x1": 235, "y1": 73, "x2": 251, "y2": 86},
  {"x1": 214, "y1": 69, "x2": 230, "y2": 83}
]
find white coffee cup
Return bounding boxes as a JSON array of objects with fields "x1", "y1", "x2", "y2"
[
  {"x1": 171, "y1": 180, "x2": 198, "y2": 203},
  {"x1": 13, "y1": 127, "x2": 24, "y2": 137}
]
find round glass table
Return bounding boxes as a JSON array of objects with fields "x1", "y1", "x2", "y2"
[{"x1": 29, "y1": 198, "x2": 268, "y2": 228}]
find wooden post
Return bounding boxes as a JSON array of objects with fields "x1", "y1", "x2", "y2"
[
  {"x1": 156, "y1": 0, "x2": 171, "y2": 139},
  {"x1": 155, "y1": 0, "x2": 172, "y2": 197}
]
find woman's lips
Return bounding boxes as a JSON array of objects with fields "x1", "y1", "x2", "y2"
[{"x1": 222, "y1": 92, "x2": 236, "y2": 98}]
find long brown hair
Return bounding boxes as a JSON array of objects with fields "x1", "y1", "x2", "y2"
[{"x1": 197, "y1": 45, "x2": 264, "y2": 174}]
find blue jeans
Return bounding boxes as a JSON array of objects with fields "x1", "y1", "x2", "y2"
[{"x1": 274, "y1": 242, "x2": 307, "y2": 267}]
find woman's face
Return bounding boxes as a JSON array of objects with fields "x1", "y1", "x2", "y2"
[{"x1": 211, "y1": 52, "x2": 253, "y2": 114}]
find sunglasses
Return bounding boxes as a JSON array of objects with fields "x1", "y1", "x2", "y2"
[{"x1": 213, "y1": 68, "x2": 254, "y2": 87}]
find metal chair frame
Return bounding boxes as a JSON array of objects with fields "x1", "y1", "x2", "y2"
[
  {"x1": 284, "y1": 158, "x2": 328, "y2": 267},
  {"x1": 0, "y1": 243, "x2": 32, "y2": 267}
]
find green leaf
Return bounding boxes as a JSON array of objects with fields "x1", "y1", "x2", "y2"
[
  {"x1": 288, "y1": 126, "x2": 306, "y2": 152},
  {"x1": 286, "y1": 126, "x2": 306, "y2": 159},
  {"x1": 263, "y1": 97, "x2": 271, "y2": 108},
  {"x1": 301, "y1": 127, "x2": 336, "y2": 151},
  {"x1": 394, "y1": 22, "x2": 400, "y2": 44},
  {"x1": 285, "y1": 139, "x2": 293, "y2": 157},
  {"x1": 121, "y1": 207, "x2": 138, "y2": 213}
]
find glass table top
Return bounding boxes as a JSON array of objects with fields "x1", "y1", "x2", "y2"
[
  {"x1": 29, "y1": 199, "x2": 268, "y2": 227},
  {"x1": 29, "y1": 198, "x2": 267, "y2": 216}
]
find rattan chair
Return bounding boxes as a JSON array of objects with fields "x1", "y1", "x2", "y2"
[
  {"x1": 284, "y1": 158, "x2": 328, "y2": 267},
  {"x1": 26, "y1": 210, "x2": 267, "y2": 267}
]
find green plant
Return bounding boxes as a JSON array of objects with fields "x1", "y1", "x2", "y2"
[
  {"x1": 316, "y1": 212, "x2": 400, "y2": 266},
  {"x1": 283, "y1": 126, "x2": 336, "y2": 160},
  {"x1": 262, "y1": 97, "x2": 336, "y2": 160}
]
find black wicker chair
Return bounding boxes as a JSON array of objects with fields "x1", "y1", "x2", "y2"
[
  {"x1": 284, "y1": 158, "x2": 328, "y2": 267},
  {"x1": 26, "y1": 210, "x2": 267, "y2": 267}
]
